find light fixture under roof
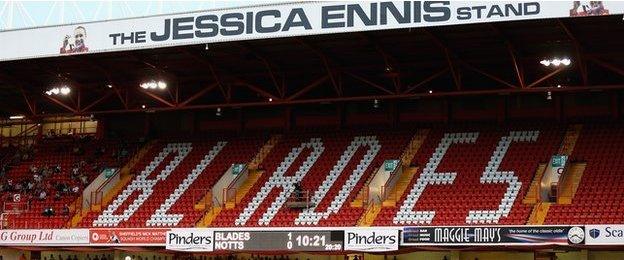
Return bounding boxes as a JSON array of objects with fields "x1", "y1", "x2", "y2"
[
  {"x1": 45, "y1": 86, "x2": 71, "y2": 96},
  {"x1": 140, "y1": 80, "x2": 167, "y2": 90},
  {"x1": 540, "y1": 58, "x2": 571, "y2": 67},
  {"x1": 60, "y1": 87, "x2": 71, "y2": 95}
]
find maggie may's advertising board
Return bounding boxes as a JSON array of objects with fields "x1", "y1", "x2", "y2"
[
  {"x1": 344, "y1": 228, "x2": 399, "y2": 252},
  {"x1": 0, "y1": 229, "x2": 89, "y2": 246},
  {"x1": 401, "y1": 226, "x2": 585, "y2": 246},
  {"x1": 166, "y1": 229, "x2": 214, "y2": 252},
  {"x1": 585, "y1": 225, "x2": 624, "y2": 245}
]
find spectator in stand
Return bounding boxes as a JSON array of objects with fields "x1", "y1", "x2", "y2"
[
  {"x1": 120, "y1": 148, "x2": 128, "y2": 159},
  {"x1": 41, "y1": 165, "x2": 50, "y2": 179},
  {"x1": 92, "y1": 162, "x2": 100, "y2": 173},
  {"x1": 61, "y1": 204, "x2": 70, "y2": 216},
  {"x1": 95, "y1": 146, "x2": 105, "y2": 156},
  {"x1": 71, "y1": 185, "x2": 80, "y2": 194},
  {"x1": 71, "y1": 166, "x2": 79, "y2": 180},
  {"x1": 45, "y1": 182, "x2": 53, "y2": 193},
  {"x1": 33, "y1": 173, "x2": 41, "y2": 183},
  {"x1": 5, "y1": 179, "x2": 13, "y2": 192},
  {"x1": 38, "y1": 190, "x2": 47, "y2": 201},
  {"x1": 54, "y1": 191, "x2": 61, "y2": 201},
  {"x1": 42, "y1": 207, "x2": 54, "y2": 217},
  {"x1": 79, "y1": 174, "x2": 89, "y2": 186},
  {"x1": 294, "y1": 182, "x2": 304, "y2": 202}
]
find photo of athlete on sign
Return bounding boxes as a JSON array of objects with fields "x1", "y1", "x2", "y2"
[
  {"x1": 570, "y1": 1, "x2": 609, "y2": 16},
  {"x1": 60, "y1": 26, "x2": 89, "y2": 54}
]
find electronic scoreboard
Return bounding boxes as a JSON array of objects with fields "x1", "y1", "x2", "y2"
[{"x1": 213, "y1": 230, "x2": 344, "y2": 251}]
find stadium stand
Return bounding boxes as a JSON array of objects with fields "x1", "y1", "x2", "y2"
[
  {"x1": 213, "y1": 130, "x2": 412, "y2": 227},
  {"x1": 545, "y1": 123, "x2": 624, "y2": 224},
  {"x1": 3, "y1": 123, "x2": 622, "y2": 229},
  {"x1": 79, "y1": 135, "x2": 264, "y2": 227},
  {"x1": 0, "y1": 135, "x2": 136, "y2": 228},
  {"x1": 3, "y1": 124, "x2": 612, "y2": 229},
  {"x1": 373, "y1": 124, "x2": 562, "y2": 226}
]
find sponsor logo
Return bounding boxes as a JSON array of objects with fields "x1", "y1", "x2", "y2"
[
  {"x1": 0, "y1": 229, "x2": 89, "y2": 245},
  {"x1": 567, "y1": 226, "x2": 585, "y2": 244},
  {"x1": 584, "y1": 225, "x2": 624, "y2": 245},
  {"x1": 166, "y1": 230, "x2": 214, "y2": 252},
  {"x1": 604, "y1": 226, "x2": 624, "y2": 238},
  {"x1": 89, "y1": 229, "x2": 168, "y2": 245},
  {"x1": 344, "y1": 228, "x2": 398, "y2": 252},
  {"x1": 589, "y1": 229, "x2": 600, "y2": 239}
]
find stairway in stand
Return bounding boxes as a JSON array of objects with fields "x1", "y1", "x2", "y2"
[
  {"x1": 558, "y1": 163, "x2": 587, "y2": 204},
  {"x1": 248, "y1": 134, "x2": 281, "y2": 170},
  {"x1": 198, "y1": 135, "x2": 281, "y2": 225},
  {"x1": 559, "y1": 124, "x2": 582, "y2": 155},
  {"x1": 352, "y1": 130, "x2": 429, "y2": 221},
  {"x1": 523, "y1": 163, "x2": 547, "y2": 204},
  {"x1": 227, "y1": 170, "x2": 263, "y2": 209},
  {"x1": 400, "y1": 129, "x2": 429, "y2": 166},
  {"x1": 196, "y1": 206, "x2": 222, "y2": 227},
  {"x1": 382, "y1": 167, "x2": 419, "y2": 207},
  {"x1": 357, "y1": 204, "x2": 381, "y2": 226},
  {"x1": 350, "y1": 167, "x2": 379, "y2": 208},
  {"x1": 67, "y1": 140, "x2": 156, "y2": 227},
  {"x1": 527, "y1": 202, "x2": 551, "y2": 225},
  {"x1": 526, "y1": 124, "x2": 583, "y2": 224},
  {"x1": 382, "y1": 129, "x2": 429, "y2": 208}
]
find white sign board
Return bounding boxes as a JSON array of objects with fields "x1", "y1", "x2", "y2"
[
  {"x1": 0, "y1": 229, "x2": 90, "y2": 246},
  {"x1": 166, "y1": 229, "x2": 214, "y2": 252},
  {"x1": 344, "y1": 227, "x2": 400, "y2": 252},
  {"x1": 0, "y1": 1, "x2": 622, "y2": 61},
  {"x1": 585, "y1": 225, "x2": 624, "y2": 245}
]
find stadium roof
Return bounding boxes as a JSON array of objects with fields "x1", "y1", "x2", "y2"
[{"x1": 0, "y1": 13, "x2": 623, "y2": 119}]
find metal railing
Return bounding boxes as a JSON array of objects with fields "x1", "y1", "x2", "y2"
[
  {"x1": 190, "y1": 188, "x2": 211, "y2": 210},
  {"x1": 381, "y1": 163, "x2": 402, "y2": 202},
  {"x1": 555, "y1": 161, "x2": 573, "y2": 202},
  {"x1": 286, "y1": 190, "x2": 311, "y2": 209},
  {"x1": 223, "y1": 164, "x2": 249, "y2": 207},
  {"x1": 361, "y1": 203, "x2": 379, "y2": 225},
  {"x1": 89, "y1": 169, "x2": 120, "y2": 211}
]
